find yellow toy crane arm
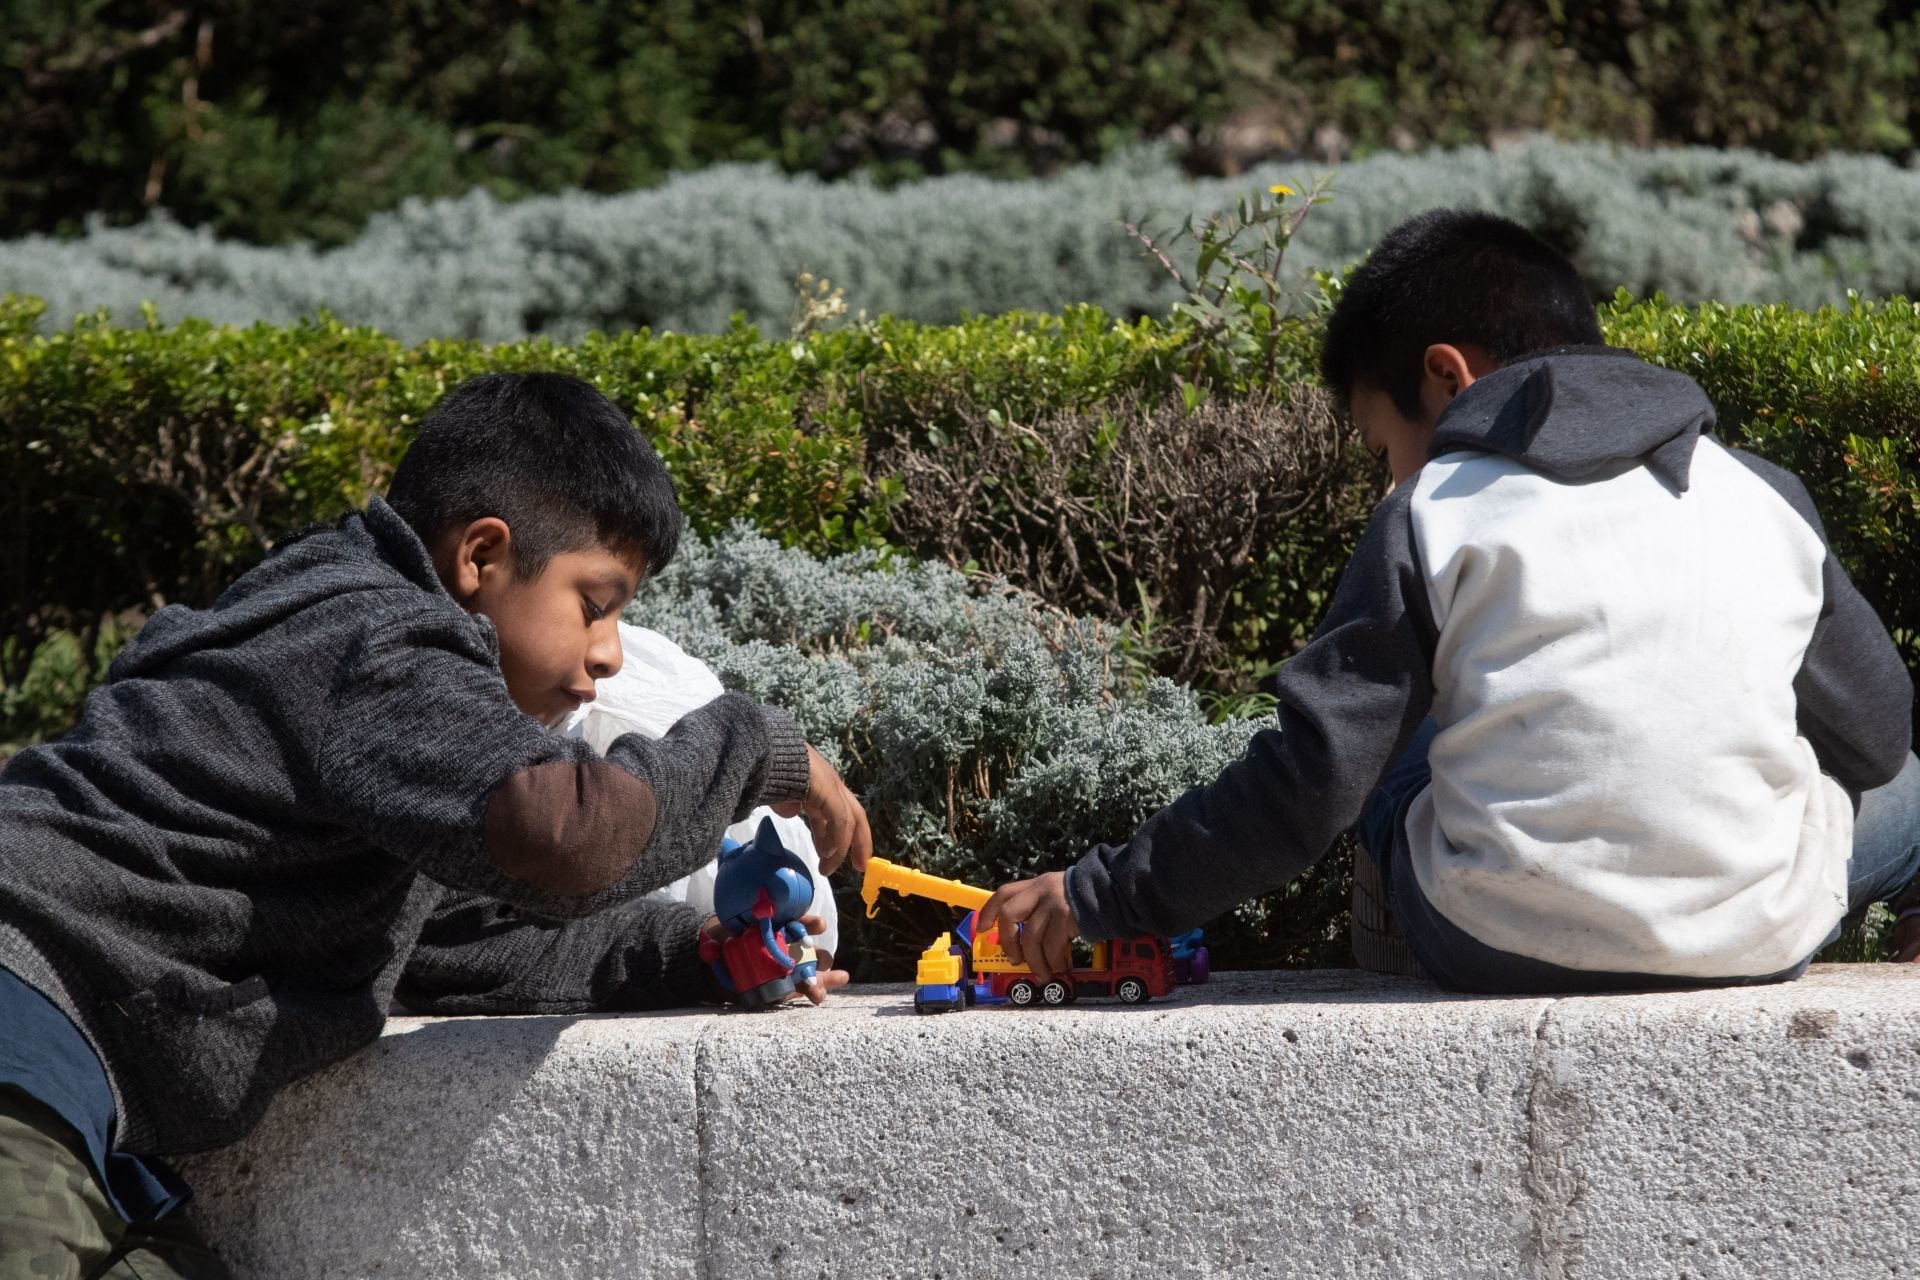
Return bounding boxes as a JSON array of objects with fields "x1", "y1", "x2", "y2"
[{"x1": 860, "y1": 857, "x2": 992, "y2": 919}]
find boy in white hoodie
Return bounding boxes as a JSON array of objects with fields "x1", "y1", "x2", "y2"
[{"x1": 983, "y1": 210, "x2": 1919, "y2": 991}]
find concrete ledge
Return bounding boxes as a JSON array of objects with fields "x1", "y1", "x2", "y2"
[{"x1": 177, "y1": 967, "x2": 1920, "y2": 1279}]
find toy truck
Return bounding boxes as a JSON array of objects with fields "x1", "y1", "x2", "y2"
[{"x1": 860, "y1": 858, "x2": 1180, "y2": 1013}]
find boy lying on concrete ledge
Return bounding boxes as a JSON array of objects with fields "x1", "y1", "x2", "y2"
[
  {"x1": 0, "y1": 372, "x2": 870, "y2": 1276},
  {"x1": 984, "y1": 209, "x2": 1920, "y2": 993}
]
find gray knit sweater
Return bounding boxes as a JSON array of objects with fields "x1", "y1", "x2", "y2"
[{"x1": 0, "y1": 498, "x2": 809, "y2": 1155}]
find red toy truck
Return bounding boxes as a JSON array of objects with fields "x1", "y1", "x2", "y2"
[{"x1": 861, "y1": 858, "x2": 1179, "y2": 1013}]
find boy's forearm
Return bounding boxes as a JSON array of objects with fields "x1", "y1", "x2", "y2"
[
  {"x1": 1068, "y1": 486, "x2": 1438, "y2": 942},
  {"x1": 1065, "y1": 723, "x2": 1334, "y2": 941},
  {"x1": 597, "y1": 692, "x2": 811, "y2": 880},
  {"x1": 398, "y1": 893, "x2": 719, "y2": 1015}
]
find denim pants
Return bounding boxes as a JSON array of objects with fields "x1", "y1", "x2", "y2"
[{"x1": 1357, "y1": 719, "x2": 1920, "y2": 993}]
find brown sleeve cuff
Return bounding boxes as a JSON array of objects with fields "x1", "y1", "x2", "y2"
[{"x1": 758, "y1": 704, "x2": 811, "y2": 807}]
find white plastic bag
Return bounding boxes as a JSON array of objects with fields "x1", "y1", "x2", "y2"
[{"x1": 558, "y1": 623, "x2": 838, "y2": 957}]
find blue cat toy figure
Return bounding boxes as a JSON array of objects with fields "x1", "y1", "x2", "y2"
[{"x1": 699, "y1": 816, "x2": 820, "y2": 1009}]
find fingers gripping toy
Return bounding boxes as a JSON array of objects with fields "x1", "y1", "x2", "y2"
[{"x1": 700, "y1": 816, "x2": 820, "y2": 1009}]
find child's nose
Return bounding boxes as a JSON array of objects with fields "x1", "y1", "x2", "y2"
[{"x1": 587, "y1": 629, "x2": 622, "y2": 681}]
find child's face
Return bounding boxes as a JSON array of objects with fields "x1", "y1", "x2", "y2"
[
  {"x1": 1349, "y1": 342, "x2": 1492, "y2": 488},
  {"x1": 435, "y1": 519, "x2": 646, "y2": 727},
  {"x1": 1349, "y1": 386, "x2": 1430, "y2": 488}
]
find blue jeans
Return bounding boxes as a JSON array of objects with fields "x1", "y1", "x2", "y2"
[{"x1": 1357, "y1": 719, "x2": 1920, "y2": 993}]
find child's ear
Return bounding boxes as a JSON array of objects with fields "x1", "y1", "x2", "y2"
[
  {"x1": 1418, "y1": 343, "x2": 1494, "y2": 424},
  {"x1": 445, "y1": 517, "x2": 513, "y2": 603},
  {"x1": 1423, "y1": 344, "x2": 1474, "y2": 398}
]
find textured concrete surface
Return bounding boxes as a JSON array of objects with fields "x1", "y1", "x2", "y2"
[
  {"x1": 174, "y1": 967, "x2": 1920, "y2": 1279},
  {"x1": 1533, "y1": 966, "x2": 1920, "y2": 1280},
  {"x1": 178, "y1": 1013, "x2": 706, "y2": 1279}
]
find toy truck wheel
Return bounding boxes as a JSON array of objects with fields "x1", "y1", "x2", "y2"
[
  {"x1": 1008, "y1": 979, "x2": 1037, "y2": 1006},
  {"x1": 1116, "y1": 977, "x2": 1149, "y2": 1004},
  {"x1": 1041, "y1": 980, "x2": 1072, "y2": 1006}
]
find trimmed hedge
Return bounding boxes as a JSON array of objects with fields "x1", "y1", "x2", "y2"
[
  {"x1": 3, "y1": 293, "x2": 1915, "y2": 742},
  {"x1": 0, "y1": 296, "x2": 1182, "y2": 667}
]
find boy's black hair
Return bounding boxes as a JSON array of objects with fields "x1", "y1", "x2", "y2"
[
  {"x1": 385, "y1": 372, "x2": 682, "y2": 579},
  {"x1": 1319, "y1": 209, "x2": 1604, "y2": 418}
]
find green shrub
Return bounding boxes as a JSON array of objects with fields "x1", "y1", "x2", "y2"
[
  {"x1": 0, "y1": 1, "x2": 1247, "y2": 246},
  {"x1": 633, "y1": 524, "x2": 1346, "y2": 977},
  {"x1": 3, "y1": 291, "x2": 1914, "y2": 760},
  {"x1": 0, "y1": 618, "x2": 137, "y2": 758},
  {"x1": 1243, "y1": 0, "x2": 1917, "y2": 161}
]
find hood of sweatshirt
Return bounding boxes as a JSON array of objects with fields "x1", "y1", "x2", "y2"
[
  {"x1": 108, "y1": 497, "x2": 475, "y2": 682},
  {"x1": 1426, "y1": 345, "x2": 1716, "y2": 492}
]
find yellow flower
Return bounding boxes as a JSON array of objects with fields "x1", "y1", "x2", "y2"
[{"x1": 1268, "y1": 183, "x2": 1296, "y2": 197}]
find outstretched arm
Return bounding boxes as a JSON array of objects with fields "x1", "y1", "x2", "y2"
[
  {"x1": 398, "y1": 890, "x2": 717, "y2": 1015},
  {"x1": 321, "y1": 603, "x2": 827, "y2": 921},
  {"x1": 984, "y1": 484, "x2": 1439, "y2": 977}
]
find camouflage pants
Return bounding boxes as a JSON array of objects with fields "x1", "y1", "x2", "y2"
[{"x1": 0, "y1": 1087, "x2": 229, "y2": 1280}]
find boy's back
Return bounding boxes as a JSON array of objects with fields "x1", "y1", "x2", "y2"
[
  {"x1": 0, "y1": 503, "x2": 453, "y2": 1153},
  {"x1": 1400, "y1": 352, "x2": 1854, "y2": 976}
]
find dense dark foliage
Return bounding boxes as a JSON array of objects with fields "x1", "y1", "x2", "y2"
[{"x1": 7, "y1": 0, "x2": 1919, "y2": 244}]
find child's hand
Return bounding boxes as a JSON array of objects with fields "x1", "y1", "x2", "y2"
[
  {"x1": 978, "y1": 872, "x2": 1077, "y2": 985},
  {"x1": 794, "y1": 947, "x2": 847, "y2": 1005},
  {"x1": 771, "y1": 744, "x2": 873, "y2": 876}
]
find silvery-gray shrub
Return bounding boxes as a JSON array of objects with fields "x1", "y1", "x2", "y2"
[
  {"x1": 628, "y1": 525, "x2": 1334, "y2": 971},
  {"x1": 11, "y1": 138, "x2": 1920, "y2": 341}
]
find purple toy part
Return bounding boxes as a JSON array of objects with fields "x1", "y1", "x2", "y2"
[
  {"x1": 1167, "y1": 929, "x2": 1211, "y2": 985},
  {"x1": 1186, "y1": 945, "x2": 1211, "y2": 984}
]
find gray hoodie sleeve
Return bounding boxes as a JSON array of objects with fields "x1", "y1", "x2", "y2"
[
  {"x1": 321, "y1": 608, "x2": 811, "y2": 921},
  {"x1": 1066, "y1": 484, "x2": 1438, "y2": 941},
  {"x1": 1728, "y1": 450, "x2": 1914, "y2": 795},
  {"x1": 397, "y1": 891, "x2": 719, "y2": 1014}
]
